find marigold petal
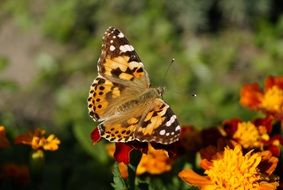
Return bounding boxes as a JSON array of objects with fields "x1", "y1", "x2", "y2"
[
  {"x1": 43, "y1": 134, "x2": 60, "y2": 151},
  {"x1": 15, "y1": 133, "x2": 33, "y2": 145},
  {"x1": 264, "y1": 76, "x2": 283, "y2": 90},
  {"x1": 114, "y1": 143, "x2": 133, "y2": 164},
  {"x1": 136, "y1": 144, "x2": 172, "y2": 175},
  {"x1": 178, "y1": 168, "x2": 212, "y2": 187},
  {"x1": 91, "y1": 128, "x2": 101, "y2": 144},
  {"x1": 240, "y1": 83, "x2": 263, "y2": 109},
  {"x1": 200, "y1": 159, "x2": 212, "y2": 170},
  {"x1": 258, "y1": 182, "x2": 280, "y2": 190},
  {"x1": 118, "y1": 163, "x2": 128, "y2": 178}
]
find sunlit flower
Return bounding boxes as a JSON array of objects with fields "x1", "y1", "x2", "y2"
[
  {"x1": 107, "y1": 143, "x2": 173, "y2": 177},
  {"x1": 0, "y1": 163, "x2": 30, "y2": 187},
  {"x1": 0, "y1": 126, "x2": 10, "y2": 148},
  {"x1": 233, "y1": 121, "x2": 269, "y2": 148},
  {"x1": 179, "y1": 145, "x2": 279, "y2": 190},
  {"x1": 225, "y1": 118, "x2": 272, "y2": 148},
  {"x1": 15, "y1": 128, "x2": 60, "y2": 151},
  {"x1": 240, "y1": 76, "x2": 283, "y2": 119},
  {"x1": 136, "y1": 143, "x2": 172, "y2": 175}
]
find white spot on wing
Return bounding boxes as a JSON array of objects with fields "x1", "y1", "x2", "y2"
[
  {"x1": 165, "y1": 115, "x2": 177, "y2": 126},
  {"x1": 129, "y1": 61, "x2": 143, "y2": 69},
  {"x1": 118, "y1": 32, "x2": 124, "y2": 38},
  {"x1": 175, "y1": 125, "x2": 181, "y2": 131},
  {"x1": 159, "y1": 130, "x2": 166, "y2": 135},
  {"x1": 110, "y1": 45, "x2": 115, "y2": 51},
  {"x1": 119, "y1": 44, "x2": 134, "y2": 53}
]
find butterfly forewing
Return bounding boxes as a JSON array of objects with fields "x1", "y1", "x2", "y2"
[{"x1": 97, "y1": 27, "x2": 149, "y2": 86}]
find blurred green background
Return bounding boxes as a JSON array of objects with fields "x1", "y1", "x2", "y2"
[{"x1": 0, "y1": 0, "x2": 283, "y2": 189}]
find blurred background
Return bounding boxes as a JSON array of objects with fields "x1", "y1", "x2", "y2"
[{"x1": 0, "y1": 0, "x2": 283, "y2": 189}]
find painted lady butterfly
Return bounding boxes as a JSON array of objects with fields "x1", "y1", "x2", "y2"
[{"x1": 87, "y1": 27, "x2": 180, "y2": 144}]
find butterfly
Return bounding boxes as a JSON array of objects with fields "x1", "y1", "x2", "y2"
[{"x1": 87, "y1": 27, "x2": 180, "y2": 144}]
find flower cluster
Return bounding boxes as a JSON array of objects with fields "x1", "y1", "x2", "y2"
[
  {"x1": 178, "y1": 76, "x2": 283, "y2": 189},
  {"x1": 91, "y1": 75, "x2": 282, "y2": 189},
  {"x1": 0, "y1": 126, "x2": 60, "y2": 187}
]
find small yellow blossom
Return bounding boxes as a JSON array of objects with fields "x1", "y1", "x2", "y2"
[{"x1": 15, "y1": 128, "x2": 60, "y2": 151}]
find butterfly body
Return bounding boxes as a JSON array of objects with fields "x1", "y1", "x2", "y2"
[{"x1": 88, "y1": 27, "x2": 180, "y2": 144}]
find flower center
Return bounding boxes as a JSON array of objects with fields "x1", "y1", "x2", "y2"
[
  {"x1": 260, "y1": 86, "x2": 283, "y2": 112},
  {"x1": 233, "y1": 122, "x2": 260, "y2": 148},
  {"x1": 205, "y1": 146, "x2": 261, "y2": 189}
]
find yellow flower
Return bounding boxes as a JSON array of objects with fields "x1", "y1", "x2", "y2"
[
  {"x1": 240, "y1": 76, "x2": 283, "y2": 119},
  {"x1": 179, "y1": 146, "x2": 279, "y2": 190},
  {"x1": 106, "y1": 143, "x2": 172, "y2": 178},
  {"x1": 136, "y1": 143, "x2": 172, "y2": 175},
  {"x1": 233, "y1": 121, "x2": 268, "y2": 149},
  {"x1": 260, "y1": 86, "x2": 283, "y2": 113},
  {"x1": 15, "y1": 128, "x2": 60, "y2": 151}
]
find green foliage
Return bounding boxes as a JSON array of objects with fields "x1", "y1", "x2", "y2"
[{"x1": 112, "y1": 163, "x2": 127, "y2": 190}]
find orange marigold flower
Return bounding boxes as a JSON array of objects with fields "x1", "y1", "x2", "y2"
[
  {"x1": 107, "y1": 143, "x2": 172, "y2": 177},
  {"x1": 136, "y1": 143, "x2": 172, "y2": 175},
  {"x1": 0, "y1": 126, "x2": 10, "y2": 148},
  {"x1": 232, "y1": 121, "x2": 268, "y2": 149},
  {"x1": 240, "y1": 83, "x2": 263, "y2": 109},
  {"x1": 240, "y1": 76, "x2": 283, "y2": 119},
  {"x1": 15, "y1": 128, "x2": 60, "y2": 151},
  {"x1": 219, "y1": 117, "x2": 282, "y2": 157},
  {"x1": 179, "y1": 145, "x2": 279, "y2": 190}
]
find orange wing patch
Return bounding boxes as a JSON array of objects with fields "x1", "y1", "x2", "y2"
[
  {"x1": 102, "y1": 56, "x2": 144, "y2": 81},
  {"x1": 88, "y1": 76, "x2": 121, "y2": 120},
  {"x1": 98, "y1": 118, "x2": 139, "y2": 142}
]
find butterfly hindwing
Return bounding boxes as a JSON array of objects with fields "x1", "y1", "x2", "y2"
[
  {"x1": 96, "y1": 98, "x2": 180, "y2": 144},
  {"x1": 135, "y1": 99, "x2": 180, "y2": 144}
]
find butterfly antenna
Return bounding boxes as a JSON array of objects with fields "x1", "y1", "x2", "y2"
[{"x1": 161, "y1": 58, "x2": 175, "y2": 87}]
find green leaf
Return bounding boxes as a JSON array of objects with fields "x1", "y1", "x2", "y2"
[{"x1": 112, "y1": 162, "x2": 128, "y2": 190}]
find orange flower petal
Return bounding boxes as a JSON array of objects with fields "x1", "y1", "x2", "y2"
[
  {"x1": 178, "y1": 168, "x2": 212, "y2": 187},
  {"x1": 200, "y1": 159, "x2": 212, "y2": 170},
  {"x1": 264, "y1": 76, "x2": 283, "y2": 90},
  {"x1": 240, "y1": 83, "x2": 263, "y2": 109}
]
